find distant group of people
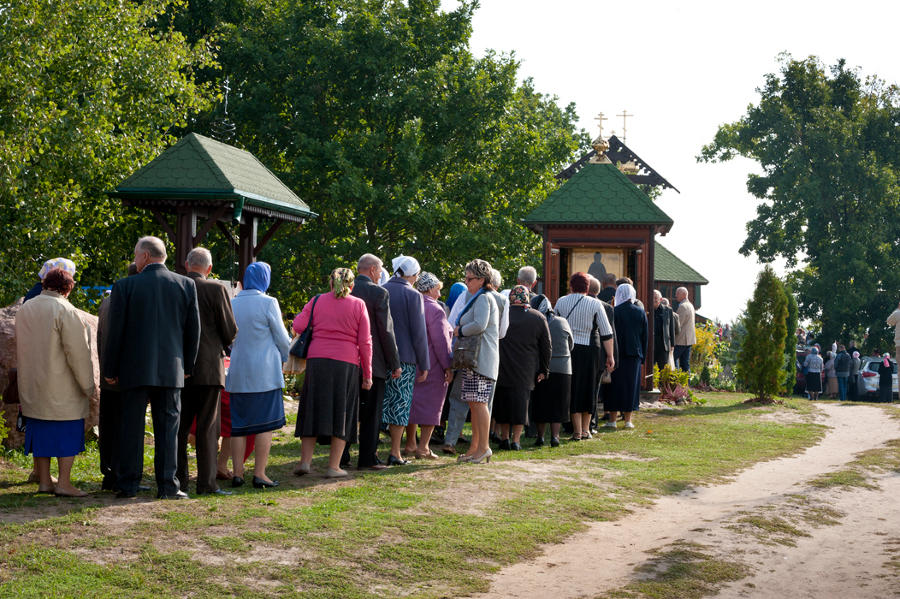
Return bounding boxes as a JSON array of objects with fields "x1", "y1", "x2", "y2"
[{"x1": 14, "y1": 238, "x2": 700, "y2": 498}]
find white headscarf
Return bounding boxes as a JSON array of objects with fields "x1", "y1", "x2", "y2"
[
  {"x1": 391, "y1": 254, "x2": 421, "y2": 278},
  {"x1": 614, "y1": 283, "x2": 636, "y2": 306},
  {"x1": 378, "y1": 267, "x2": 390, "y2": 286}
]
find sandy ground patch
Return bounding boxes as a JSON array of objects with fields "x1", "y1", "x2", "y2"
[{"x1": 471, "y1": 403, "x2": 900, "y2": 599}]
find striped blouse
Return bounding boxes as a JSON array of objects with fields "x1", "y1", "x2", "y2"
[{"x1": 553, "y1": 293, "x2": 614, "y2": 346}]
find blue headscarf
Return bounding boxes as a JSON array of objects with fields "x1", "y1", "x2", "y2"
[
  {"x1": 447, "y1": 282, "x2": 466, "y2": 310},
  {"x1": 243, "y1": 262, "x2": 271, "y2": 292}
]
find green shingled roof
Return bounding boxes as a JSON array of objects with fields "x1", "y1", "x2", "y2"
[
  {"x1": 655, "y1": 241, "x2": 708, "y2": 284},
  {"x1": 524, "y1": 162, "x2": 673, "y2": 230},
  {"x1": 113, "y1": 133, "x2": 316, "y2": 220}
]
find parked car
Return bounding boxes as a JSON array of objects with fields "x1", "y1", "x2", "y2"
[{"x1": 856, "y1": 356, "x2": 898, "y2": 400}]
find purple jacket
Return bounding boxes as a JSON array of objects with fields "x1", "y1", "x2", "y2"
[{"x1": 383, "y1": 277, "x2": 429, "y2": 368}]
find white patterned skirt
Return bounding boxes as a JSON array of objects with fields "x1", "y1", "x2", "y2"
[{"x1": 460, "y1": 369, "x2": 494, "y2": 404}]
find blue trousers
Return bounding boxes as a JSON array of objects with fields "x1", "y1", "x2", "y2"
[
  {"x1": 674, "y1": 345, "x2": 692, "y2": 372},
  {"x1": 837, "y1": 376, "x2": 848, "y2": 402}
]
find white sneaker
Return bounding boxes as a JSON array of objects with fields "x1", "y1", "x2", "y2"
[
  {"x1": 624, "y1": 421, "x2": 635, "y2": 429},
  {"x1": 603, "y1": 421, "x2": 617, "y2": 429}
]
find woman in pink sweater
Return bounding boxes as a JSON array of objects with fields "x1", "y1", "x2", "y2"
[{"x1": 293, "y1": 268, "x2": 373, "y2": 478}]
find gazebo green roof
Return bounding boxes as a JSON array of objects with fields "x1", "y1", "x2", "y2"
[
  {"x1": 112, "y1": 133, "x2": 316, "y2": 222},
  {"x1": 654, "y1": 241, "x2": 708, "y2": 284},
  {"x1": 524, "y1": 162, "x2": 673, "y2": 232}
]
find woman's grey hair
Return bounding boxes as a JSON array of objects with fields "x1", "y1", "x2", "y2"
[
  {"x1": 490, "y1": 268, "x2": 502, "y2": 289},
  {"x1": 465, "y1": 259, "x2": 492, "y2": 285},
  {"x1": 186, "y1": 247, "x2": 212, "y2": 268},
  {"x1": 517, "y1": 266, "x2": 537, "y2": 285}
]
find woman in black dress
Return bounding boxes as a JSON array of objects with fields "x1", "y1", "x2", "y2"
[{"x1": 878, "y1": 354, "x2": 894, "y2": 403}]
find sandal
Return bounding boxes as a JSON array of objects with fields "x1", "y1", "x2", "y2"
[{"x1": 416, "y1": 450, "x2": 439, "y2": 460}]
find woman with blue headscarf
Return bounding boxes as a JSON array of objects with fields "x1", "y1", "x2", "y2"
[{"x1": 225, "y1": 262, "x2": 291, "y2": 489}]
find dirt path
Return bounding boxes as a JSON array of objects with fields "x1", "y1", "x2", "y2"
[{"x1": 472, "y1": 403, "x2": 900, "y2": 599}]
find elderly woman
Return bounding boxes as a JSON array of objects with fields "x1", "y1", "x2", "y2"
[
  {"x1": 16, "y1": 268, "x2": 94, "y2": 497},
  {"x1": 225, "y1": 262, "x2": 291, "y2": 489},
  {"x1": 452, "y1": 259, "x2": 500, "y2": 464},
  {"x1": 406, "y1": 272, "x2": 453, "y2": 459},
  {"x1": 824, "y1": 351, "x2": 837, "y2": 398},
  {"x1": 531, "y1": 303, "x2": 574, "y2": 447},
  {"x1": 294, "y1": 268, "x2": 373, "y2": 477},
  {"x1": 802, "y1": 347, "x2": 824, "y2": 400},
  {"x1": 495, "y1": 286, "x2": 551, "y2": 450},
  {"x1": 382, "y1": 256, "x2": 429, "y2": 466},
  {"x1": 606, "y1": 284, "x2": 647, "y2": 430},
  {"x1": 554, "y1": 272, "x2": 615, "y2": 441}
]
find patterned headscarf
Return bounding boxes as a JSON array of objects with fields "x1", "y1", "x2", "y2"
[
  {"x1": 330, "y1": 267, "x2": 355, "y2": 298},
  {"x1": 509, "y1": 285, "x2": 530, "y2": 306},
  {"x1": 243, "y1": 262, "x2": 271, "y2": 292},
  {"x1": 415, "y1": 271, "x2": 441, "y2": 293},
  {"x1": 614, "y1": 283, "x2": 636, "y2": 306},
  {"x1": 39, "y1": 258, "x2": 76, "y2": 280}
]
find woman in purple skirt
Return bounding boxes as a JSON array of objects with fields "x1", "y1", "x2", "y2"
[{"x1": 406, "y1": 272, "x2": 453, "y2": 459}]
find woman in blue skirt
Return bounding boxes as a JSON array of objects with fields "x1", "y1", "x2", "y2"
[
  {"x1": 606, "y1": 284, "x2": 648, "y2": 430},
  {"x1": 225, "y1": 262, "x2": 291, "y2": 489},
  {"x1": 15, "y1": 268, "x2": 95, "y2": 497}
]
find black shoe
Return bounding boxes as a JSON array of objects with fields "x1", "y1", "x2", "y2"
[
  {"x1": 252, "y1": 477, "x2": 279, "y2": 489},
  {"x1": 550, "y1": 437, "x2": 560, "y2": 448},
  {"x1": 510, "y1": 442, "x2": 522, "y2": 451},
  {"x1": 386, "y1": 455, "x2": 408, "y2": 466},
  {"x1": 158, "y1": 490, "x2": 188, "y2": 500},
  {"x1": 534, "y1": 436, "x2": 544, "y2": 447},
  {"x1": 232, "y1": 476, "x2": 245, "y2": 488},
  {"x1": 116, "y1": 490, "x2": 137, "y2": 499},
  {"x1": 498, "y1": 438, "x2": 510, "y2": 450},
  {"x1": 101, "y1": 478, "x2": 117, "y2": 491},
  {"x1": 490, "y1": 433, "x2": 503, "y2": 444}
]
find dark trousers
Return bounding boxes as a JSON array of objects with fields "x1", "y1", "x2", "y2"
[
  {"x1": 848, "y1": 375, "x2": 858, "y2": 401},
  {"x1": 357, "y1": 377, "x2": 386, "y2": 467},
  {"x1": 99, "y1": 388, "x2": 122, "y2": 489},
  {"x1": 177, "y1": 385, "x2": 221, "y2": 494},
  {"x1": 653, "y1": 347, "x2": 669, "y2": 372},
  {"x1": 674, "y1": 345, "x2": 692, "y2": 372},
  {"x1": 116, "y1": 387, "x2": 181, "y2": 496}
]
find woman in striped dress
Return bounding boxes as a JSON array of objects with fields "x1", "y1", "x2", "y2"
[{"x1": 553, "y1": 272, "x2": 615, "y2": 441}]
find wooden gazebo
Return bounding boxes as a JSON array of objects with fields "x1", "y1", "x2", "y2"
[{"x1": 111, "y1": 133, "x2": 316, "y2": 278}]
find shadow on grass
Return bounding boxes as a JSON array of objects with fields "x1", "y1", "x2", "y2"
[{"x1": 650, "y1": 402, "x2": 762, "y2": 417}]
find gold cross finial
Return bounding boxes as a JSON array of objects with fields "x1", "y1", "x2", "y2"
[
  {"x1": 617, "y1": 110, "x2": 633, "y2": 141},
  {"x1": 594, "y1": 112, "x2": 607, "y2": 139}
]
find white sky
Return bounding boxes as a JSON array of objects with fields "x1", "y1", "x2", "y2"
[{"x1": 442, "y1": 0, "x2": 900, "y2": 323}]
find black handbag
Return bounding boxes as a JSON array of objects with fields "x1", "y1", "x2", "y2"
[
  {"x1": 289, "y1": 294, "x2": 320, "y2": 358},
  {"x1": 15, "y1": 408, "x2": 26, "y2": 433},
  {"x1": 451, "y1": 290, "x2": 486, "y2": 370}
]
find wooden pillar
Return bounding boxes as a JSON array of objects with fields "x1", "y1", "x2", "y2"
[
  {"x1": 238, "y1": 216, "x2": 258, "y2": 282},
  {"x1": 645, "y1": 235, "x2": 656, "y2": 389},
  {"x1": 174, "y1": 207, "x2": 196, "y2": 275}
]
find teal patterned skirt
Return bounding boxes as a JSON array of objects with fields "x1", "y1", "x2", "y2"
[{"x1": 382, "y1": 362, "x2": 417, "y2": 426}]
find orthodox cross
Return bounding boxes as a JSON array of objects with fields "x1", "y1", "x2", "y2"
[
  {"x1": 617, "y1": 109, "x2": 633, "y2": 141},
  {"x1": 594, "y1": 112, "x2": 608, "y2": 139}
]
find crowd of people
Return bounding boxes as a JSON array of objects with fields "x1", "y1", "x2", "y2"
[{"x1": 13, "y1": 237, "x2": 703, "y2": 498}]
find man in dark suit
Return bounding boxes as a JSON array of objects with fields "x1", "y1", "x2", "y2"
[
  {"x1": 597, "y1": 273, "x2": 617, "y2": 304},
  {"x1": 176, "y1": 247, "x2": 238, "y2": 496},
  {"x1": 102, "y1": 236, "x2": 200, "y2": 499},
  {"x1": 96, "y1": 262, "x2": 138, "y2": 492},
  {"x1": 346, "y1": 253, "x2": 401, "y2": 470},
  {"x1": 653, "y1": 290, "x2": 677, "y2": 371}
]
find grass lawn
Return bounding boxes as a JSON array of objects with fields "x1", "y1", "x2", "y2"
[{"x1": 0, "y1": 392, "x2": 824, "y2": 598}]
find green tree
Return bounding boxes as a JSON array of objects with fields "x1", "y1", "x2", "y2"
[
  {"x1": 738, "y1": 266, "x2": 788, "y2": 401},
  {"x1": 699, "y1": 55, "x2": 900, "y2": 351},
  {"x1": 0, "y1": 0, "x2": 216, "y2": 307},
  {"x1": 783, "y1": 285, "x2": 799, "y2": 394},
  {"x1": 176, "y1": 0, "x2": 585, "y2": 310}
]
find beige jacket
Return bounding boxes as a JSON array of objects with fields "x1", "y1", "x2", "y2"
[
  {"x1": 15, "y1": 291, "x2": 95, "y2": 421},
  {"x1": 674, "y1": 300, "x2": 697, "y2": 346},
  {"x1": 887, "y1": 309, "x2": 900, "y2": 344}
]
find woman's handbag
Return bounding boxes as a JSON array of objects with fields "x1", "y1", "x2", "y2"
[
  {"x1": 283, "y1": 335, "x2": 307, "y2": 375},
  {"x1": 451, "y1": 290, "x2": 486, "y2": 370},
  {"x1": 452, "y1": 335, "x2": 481, "y2": 371},
  {"x1": 289, "y1": 295, "x2": 320, "y2": 359}
]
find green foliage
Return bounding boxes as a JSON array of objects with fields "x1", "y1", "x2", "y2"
[
  {"x1": 699, "y1": 54, "x2": 900, "y2": 352},
  {"x1": 186, "y1": 0, "x2": 586, "y2": 310},
  {"x1": 653, "y1": 364, "x2": 700, "y2": 403},
  {"x1": 690, "y1": 322, "x2": 724, "y2": 379},
  {"x1": 783, "y1": 285, "x2": 799, "y2": 394},
  {"x1": 0, "y1": 398, "x2": 7, "y2": 448},
  {"x1": 0, "y1": 0, "x2": 217, "y2": 307},
  {"x1": 738, "y1": 266, "x2": 789, "y2": 400}
]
